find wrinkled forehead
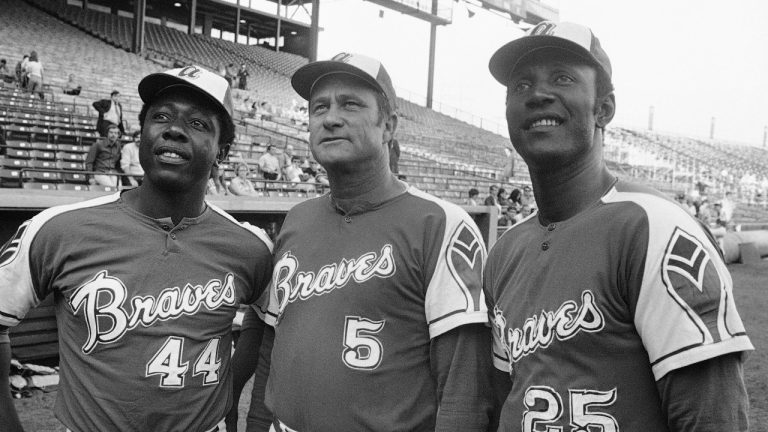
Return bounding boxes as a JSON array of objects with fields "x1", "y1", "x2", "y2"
[
  {"x1": 149, "y1": 87, "x2": 220, "y2": 119},
  {"x1": 309, "y1": 73, "x2": 380, "y2": 101}
]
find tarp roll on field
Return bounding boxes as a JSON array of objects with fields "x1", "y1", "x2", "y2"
[{"x1": 722, "y1": 230, "x2": 768, "y2": 264}]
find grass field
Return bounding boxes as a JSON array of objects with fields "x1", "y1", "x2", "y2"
[{"x1": 11, "y1": 261, "x2": 768, "y2": 431}]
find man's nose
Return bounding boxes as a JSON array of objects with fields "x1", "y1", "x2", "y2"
[
  {"x1": 162, "y1": 122, "x2": 189, "y2": 142},
  {"x1": 525, "y1": 82, "x2": 556, "y2": 108}
]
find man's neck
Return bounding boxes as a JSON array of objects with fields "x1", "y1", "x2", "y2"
[
  {"x1": 327, "y1": 161, "x2": 405, "y2": 213},
  {"x1": 529, "y1": 156, "x2": 616, "y2": 225},
  {"x1": 122, "y1": 181, "x2": 208, "y2": 226}
]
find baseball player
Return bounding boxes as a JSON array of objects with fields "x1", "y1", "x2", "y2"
[
  {"x1": 0, "y1": 66, "x2": 273, "y2": 432},
  {"x1": 484, "y1": 22, "x2": 753, "y2": 431},
  {"x1": 233, "y1": 52, "x2": 495, "y2": 432}
]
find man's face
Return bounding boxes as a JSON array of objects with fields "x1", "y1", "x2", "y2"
[
  {"x1": 107, "y1": 128, "x2": 120, "y2": 143},
  {"x1": 521, "y1": 205, "x2": 532, "y2": 217},
  {"x1": 112, "y1": 93, "x2": 120, "y2": 103},
  {"x1": 308, "y1": 74, "x2": 394, "y2": 171},
  {"x1": 523, "y1": 187, "x2": 532, "y2": 198},
  {"x1": 139, "y1": 89, "x2": 222, "y2": 192},
  {"x1": 490, "y1": 186, "x2": 499, "y2": 195},
  {"x1": 505, "y1": 50, "x2": 610, "y2": 168}
]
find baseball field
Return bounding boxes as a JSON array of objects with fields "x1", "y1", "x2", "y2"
[{"x1": 11, "y1": 261, "x2": 768, "y2": 432}]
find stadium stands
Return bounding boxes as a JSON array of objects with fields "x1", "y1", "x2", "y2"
[{"x1": 2, "y1": 0, "x2": 768, "y2": 220}]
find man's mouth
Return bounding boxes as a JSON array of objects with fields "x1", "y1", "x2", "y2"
[
  {"x1": 525, "y1": 115, "x2": 564, "y2": 130},
  {"x1": 155, "y1": 147, "x2": 190, "y2": 163}
]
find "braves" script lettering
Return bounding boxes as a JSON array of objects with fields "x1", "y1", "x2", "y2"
[
  {"x1": 273, "y1": 245, "x2": 396, "y2": 317},
  {"x1": 493, "y1": 290, "x2": 605, "y2": 369},
  {"x1": 69, "y1": 270, "x2": 237, "y2": 353}
]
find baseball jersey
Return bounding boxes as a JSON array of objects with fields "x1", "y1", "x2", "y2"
[
  {"x1": 484, "y1": 180, "x2": 753, "y2": 432},
  {"x1": 258, "y1": 186, "x2": 487, "y2": 432},
  {"x1": 0, "y1": 193, "x2": 273, "y2": 432}
]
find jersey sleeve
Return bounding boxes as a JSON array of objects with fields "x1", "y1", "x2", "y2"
[
  {"x1": 483, "y1": 241, "x2": 511, "y2": 374},
  {"x1": 254, "y1": 280, "x2": 278, "y2": 327},
  {"x1": 622, "y1": 195, "x2": 754, "y2": 380},
  {"x1": 424, "y1": 205, "x2": 488, "y2": 339},
  {"x1": 0, "y1": 219, "x2": 45, "y2": 327}
]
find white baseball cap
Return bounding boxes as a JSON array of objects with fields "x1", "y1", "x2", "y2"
[
  {"x1": 291, "y1": 53, "x2": 397, "y2": 110},
  {"x1": 138, "y1": 65, "x2": 233, "y2": 123},
  {"x1": 489, "y1": 21, "x2": 612, "y2": 88}
]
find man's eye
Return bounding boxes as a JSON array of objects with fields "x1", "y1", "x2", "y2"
[
  {"x1": 311, "y1": 103, "x2": 328, "y2": 113},
  {"x1": 152, "y1": 112, "x2": 169, "y2": 121},
  {"x1": 511, "y1": 81, "x2": 531, "y2": 93},
  {"x1": 190, "y1": 119, "x2": 208, "y2": 130},
  {"x1": 554, "y1": 74, "x2": 575, "y2": 84},
  {"x1": 344, "y1": 100, "x2": 361, "y2": 108}
]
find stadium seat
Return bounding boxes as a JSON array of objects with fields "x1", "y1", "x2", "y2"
[{"x1": 22, "y1": 182, "x2": 57, "y2": 191}]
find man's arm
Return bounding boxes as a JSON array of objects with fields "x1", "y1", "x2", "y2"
[
  {"x1": 225, "y1": 308, "x2": 266, "y2": 431},
  {"x1": 430, "y1": 323, "x2": 495, "y2": 432},
  {"x1": 0, "y1": 326, "x2": 23, "y2": 432},
  {"x1": 92, "y1": 99, "x2": 108, "y2": 113},
  {"x1": 657, "y1": 352, "x2": 749, "y2": 432},
  {"x1": 84, "y1": 141, "x2": 99, "y2": 175}
]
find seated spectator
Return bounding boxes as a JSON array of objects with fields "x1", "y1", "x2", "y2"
[
  {"x1": 466, "y1": 188, "x2": 480, "y2": 206},
  {"x1": 498, "y1": 207, "x2": 517, "y2": 227},
  {"x1": 497, "y1": 187, "x2": 509, "y2": 207},
  {"x1": 521, "y1": 184, "x2": 536, "y2": 208},
  {"x1": 284, "y1": 156, "x2": 307, "y2": 183},
  {"x1": 258, "y1": 144, "x2": 281, "y2": 180},
  {"x1": 257, "y1": 101, "x2": 274, "y2": 121},
  {"x1": 25, "y1": 51, "x2": 44, "y2": 100},
  {"x1": 0, "y1": 59, "x2": 12, "y2": 83},
  {"x1": 229, "y1": 164, "x2": 257, "y2": 196},
  {"x1": 514, "y1": 204, "x2": 533, "y2": 224},
  {"x1": 207, "y1": 164, "x2": 227, "y2": 196},
  {"x1": 314, "y1": 165, "x2": 329, "y2": 186},
  {"x1": 63, "y1": 73, "x2": 82, "y2": 96},
  {"x1": 85, "y1": 124, "x2": 122, "y2": 187},
  {"x1": 120, "y1": 130, "x2": 143, "y2": 187},
  {"x1": 508, "y1": 188, "x2": 522, "y2": 210}
]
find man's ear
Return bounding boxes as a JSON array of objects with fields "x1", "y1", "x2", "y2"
[
  {"x1": 383, "y1": 114, "x2": 398, "y2": 146},
  {"x1": 596, "y1": 92, "x2": 616, "y2": 128}
]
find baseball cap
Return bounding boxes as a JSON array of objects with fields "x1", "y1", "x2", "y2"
[
  {"x1": 291, "y1": 53, "x2": 397, "y2": 110},
  {"x1": 138, "y1": 65, "x2": 233, "y2": 123},
  {"x1": 489, "y1": 21, "x2": 612, "y2": 88}
]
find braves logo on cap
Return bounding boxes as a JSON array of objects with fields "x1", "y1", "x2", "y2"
[
  {"x1": 446, "y1": 221, "x2": 484, "y2": 311},
  {"x1": 662, "y1": 227, "x2": 734, "y2": 343},
  {"x1": 529, "y1": 22, "x2": 558, "y2": 36},
  {"x1": 0, "y1": 221, "x2": 29, "y2": 267},
  {"x1": 177, "y1": 66, "x2": 202, "y2": 79},
  {"x1": 331, "y1": 53, "x2": 354, "y2": 63}
]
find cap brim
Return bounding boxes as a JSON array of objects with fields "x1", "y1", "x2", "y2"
[
  {"x1": 291, "y1": 61, "x2": 384, "y2": 101},
  {"x1": 489, "y1": 35, "x2": 600, "y2": 86},
  {"x1": 138, "y1": 73, "x2": 231, "y2": 122}
]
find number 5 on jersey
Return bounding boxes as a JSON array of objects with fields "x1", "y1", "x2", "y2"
[{"x1": 342, "y1": 316, "x2": 385, "y2": 370}]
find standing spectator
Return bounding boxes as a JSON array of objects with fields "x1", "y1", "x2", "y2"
[
  {"x1": 63, "y1": 73, "x2": 82, "y2": 96},
  {"x1": 93, "y1": 90, "x2": 125, "y2": 137},
  {"x1": 237, "y1": 64, "x2": 249, "y2": 90},
  {"x1": 15, "y1": 54, "x2": 28, "y2": 89},
  {"x1": 25, "y1": 51, "x2": 44, "y2": 100},
  {"x1": 225, "y1": 63, "x2": 238, "y2": 88},
  {"x1": 278, "y1": 144, "x2": 295, "y2": 177},
  {"x1": 257, "y1": 144, "x2": 280, "y2": 180},
  {"x1": 85, "y1": 124, "x2": 122, "y2": 187},
  {"x1": 466, "y1": 188, "x2": 480, "y2": 206},
  {"x1": 229, "y1": 163, "x2": 257, "y2": 196},
  {"x1": 389, "y1": 137, "x2": 400, "y2": 174},
  {"x1": 120, "y1": 130, "x2": 144, "y2": 187}
]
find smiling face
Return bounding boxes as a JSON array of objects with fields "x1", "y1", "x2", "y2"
[
  {"x1": 308, "y1": 74, "x2": 395, "y2": 172},
  {"x1": 139, "y1": 88, "x2": 222, "y2": 192},
  {"x1": 505, "y1": 49, "x2": 614, "y2": 169}
]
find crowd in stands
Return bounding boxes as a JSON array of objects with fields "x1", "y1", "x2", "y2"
[{"x1": 1, "y1": 51, "x2": 46, "y2": 100}]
